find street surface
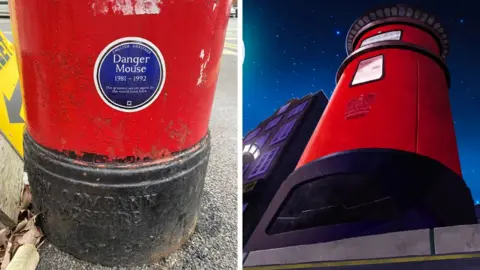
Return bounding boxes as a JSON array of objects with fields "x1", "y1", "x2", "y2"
[
  {"x1": 224, "y1": 19, "x2": 238, "y2": 56},
  {"x1": 0, "y1": 2, "x2": 8, "y2": 19},
  {"x1": 0, "y1": 17, "x2": 11, "y2": 43},
  {"x1": 0, "y1": 16, "x2": 238, "y2": 269}
]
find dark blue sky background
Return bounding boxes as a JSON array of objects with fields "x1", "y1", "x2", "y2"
[{"x1": 242, "y1": 0, "x2": 480, "y2": 202}]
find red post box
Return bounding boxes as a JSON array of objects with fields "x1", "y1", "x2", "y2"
[
  {"x1": 294, "y1": 4, "x2": 476, "y2": 226},
  {"x1": 245, "y1": 6, "x2": 477, "y2": 251},
  {"x1": 244, "y1": 5, "x2": 477, "y2": 253},
  {"x1": 10, "y1": 0, "x2": 231, "y2": 266}
]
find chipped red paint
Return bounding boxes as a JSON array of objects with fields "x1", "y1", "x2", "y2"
[{"x1": 14, "y1": 0, "x2": 229, "y2": 161}]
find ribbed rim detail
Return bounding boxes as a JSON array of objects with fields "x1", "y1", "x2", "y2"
[{"x1": 346, "y1": 4, "x2": 449, "y2": 60}]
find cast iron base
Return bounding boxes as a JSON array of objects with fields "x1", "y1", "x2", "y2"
[{"x1": 24, "y1": 132, "x2": 210, "y2": 266}]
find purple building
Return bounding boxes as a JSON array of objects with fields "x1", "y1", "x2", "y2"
[
  {"x1": 475, "y1": 205, "x2": 480, "y2": 223},
  {"x1": 242, "y1": 90, "x2": 328, "y2": 245}
]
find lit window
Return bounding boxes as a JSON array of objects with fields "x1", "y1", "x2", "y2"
[
  {"x1": 249, "y1": 144, "x2": 258, "y2": 155},
  {"x1": 243, "y1": 144, "x2": 261, "y2": 160}
]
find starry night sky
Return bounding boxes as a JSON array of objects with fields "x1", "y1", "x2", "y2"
[{"x1": 242, "y1": 0, "x2": 480, "y2": 202}]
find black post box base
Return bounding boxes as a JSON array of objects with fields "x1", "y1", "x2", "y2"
[{"x1": 24, "y1": 132, "x2": 210, "y2": 266}]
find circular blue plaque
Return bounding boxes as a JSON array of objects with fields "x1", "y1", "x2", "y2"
[{"x1": 94, "y1": 37, "x2": 166, "y2": 112}]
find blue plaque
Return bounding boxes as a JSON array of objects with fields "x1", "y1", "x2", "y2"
[{"x1": 94, "y1": 37, "x2": 166, "y2": 112}]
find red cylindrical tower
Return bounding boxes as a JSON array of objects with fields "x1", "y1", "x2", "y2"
[
  {"x1": 295, "y1": 4, "x2": 476, "y2": 226},
  {"x1": 298, "y1": 5, "x2": 459, "y2": 175},
  {"x1": 248, "y1": 5, "x2": 477, "y2": 247},
  {"x1": 244, "y1": 5, "x2": 477, "y2": 253},
  {"x1": 10, "y1": 0, "x2": 231, "y2": 266}
]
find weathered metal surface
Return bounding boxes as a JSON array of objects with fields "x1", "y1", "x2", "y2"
[
  {"x1": 13, "y1": 0, "x2": 230, "y2": 266},
  {"x1": 14, "y1": 0, "x2": 229, "y2": 161},
  {"x1": 26, "y1": 133, "x2": 210, "y2": 266}
]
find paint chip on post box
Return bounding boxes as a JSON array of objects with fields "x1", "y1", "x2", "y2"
[
  {"x1": 94, "y1": 37, "x2": 166, "y2": 112},
  {"x1": 351, "y1": 55, "x2": 384, "y2": 86}
]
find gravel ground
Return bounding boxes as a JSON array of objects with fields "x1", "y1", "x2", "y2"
[{"x1": 36, "y1": 20, "x2": 238, "y2": 270}]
